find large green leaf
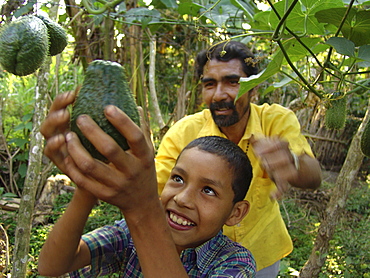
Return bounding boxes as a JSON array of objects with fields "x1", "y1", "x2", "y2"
[
  {"x1": 178, "y1": 1, "x2": 203, "y2": 16},
  {"x1": 326, "y1": 37, "x2": 355, "y2": 57},
  {"x1": 252, "y1": 10, "x2": 273, "y2": 31},
  {"x1": 124, "y1": 7, "x2": 161, "y2": 28},
  {"x1": 230, "y1": 0, "x2": 257, "y2": 21},
  {"x1": 269, "y1": 0, "x2": 344, "y2": 35},
  {"x1": 237, "y1": 46, "x2": 286, "y2": 99},
  {"x1": 358, "y1": 45, "x2": 370, "y2": 67},
  {"x1": 282, "y1": 37, "x2": 325, "y2": 63},
  {"x1": 316, "y1": 8, "x2": 370, "y2": 46}
]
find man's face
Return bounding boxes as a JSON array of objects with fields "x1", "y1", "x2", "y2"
[
  {"x1": 201, "y1": 59, "x2": 251, "y2": 127},
  {"x1": 160, "y1": 147, "x2": 236, "y2": 253}
]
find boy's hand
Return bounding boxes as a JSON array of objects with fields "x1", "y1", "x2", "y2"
[
  {"x1": 40, "y1": 90, "x2": 77, "y2": 174},
  {"x1": 63, "y1": 105, "x2": 158, "y2": 214},
  {"x1": 250, "y1": 135, "x2": 298, "y2": 199}
]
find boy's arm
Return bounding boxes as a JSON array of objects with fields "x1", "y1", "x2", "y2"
[
  {"x1": 123, "y1": 200, "x2": 188, "y2": 278},
  {"x1": 38, "y1": 188, "x2": 97, "y2": 276},
  {"x1": 48, "y1": 105, "x2": 188, "y2": 277}
]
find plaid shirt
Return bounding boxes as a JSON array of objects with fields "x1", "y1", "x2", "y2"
[{"x1": 69, "y1": 219, "x2": 256, "y2": 277}]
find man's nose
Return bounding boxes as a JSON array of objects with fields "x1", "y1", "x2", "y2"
[{"x1": 212, "y1": 83, "x2": 228, "y2": 102}]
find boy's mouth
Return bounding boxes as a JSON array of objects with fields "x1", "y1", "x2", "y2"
[{"x1": 168, "y1": 211, "x2": 196, "y2": 228}]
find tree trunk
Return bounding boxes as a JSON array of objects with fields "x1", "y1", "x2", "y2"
[
  {"x1": 148, "y1": 33, "x2": 165, "y2": 129},
  {"x1": 11, "y1": 59, "x2": 50, "y2": 277},
  {"x1": 11, "y1": 3, "x2": 60, "y2": 276},
  {"x1": 174, "y1": 28, "x2": 190, "y2": 122},
  {"x1": 300, "y1": 98, "x2": 369, "y2": 277}
]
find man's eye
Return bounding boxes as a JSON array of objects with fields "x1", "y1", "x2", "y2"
[
  {"x1": 172, "y1": 175, "x2": 184, "y2": 183},
  {"x1": 203, "y1": 187, "x2": 216, "y2": 196},
  {"x1": 204, "y1": 82, "x2": 214, "y2": 88}
]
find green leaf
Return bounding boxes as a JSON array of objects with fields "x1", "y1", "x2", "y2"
[
  {"x1": 358, "y1": 45, "x2": 370, "y2": 67},
  {"x1": 253, "y1": 10, "x2": 273, "y2": 31},
  {"x1": 18, "y1": 163, "x2": 28, "y2": 178},
  {"x1": 316, "y1": 8, "x2": 370, "y2": 46},
  {"x1": 282, "y1": 37, "x2": 323, "y2": 63},
  {"x1": 345, "y1": 10, "x2": 370, "y2": 46},
  {"x1": 125, "y1": 7, "x2": 161, "y2": 28},
  {"x1": 269, "y1": 0, "x2": 343, "y2": 36},
  {"x1": 237, "y1": 48, "x2": 286, "y2": 100},
  {"x1": 178, "y1": 2, "x2": 203, "y2": 16},
  {"x1": 159, "y1": 0, "x2": 178, "y2": 9},
  {"x1": 230, "y1": 0, "x2": 257, "y2": 21},
  {"x1": 326, "y1": 37, "x2": 355, "y2": 57},
  {"x1": 9, "y1": 138, "x2": 29, "y2": 148},
  {"x1": 201, "y1": 0, "x2": 247, "y2": 28}
]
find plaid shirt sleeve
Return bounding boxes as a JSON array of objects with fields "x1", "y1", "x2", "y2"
[{"x1": 69, "y1": 219, "x2": 131, "y2": 278}]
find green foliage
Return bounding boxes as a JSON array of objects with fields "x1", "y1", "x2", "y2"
[
  {"x1": 7, "y1": 191, "x2": 123, "y2": 277},
  {"x1": 279, "y1": 179, "x2": 370, "y2": 277}
]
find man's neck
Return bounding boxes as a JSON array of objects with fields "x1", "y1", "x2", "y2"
[{"x1": 219, "y1": 110, "x2": 250, "y2": 144}]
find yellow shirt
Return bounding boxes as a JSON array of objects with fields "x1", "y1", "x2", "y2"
[{"x1": 155, "y1": 103, "x2": 314, "y2": 270}]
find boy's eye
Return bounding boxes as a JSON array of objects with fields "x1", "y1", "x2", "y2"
[
  {"x1": 172, "y1": 175, "x2": 184, "y2": 184},
  {"x1": 202, "y1": 186, "x2": 216, "y2": 196}
]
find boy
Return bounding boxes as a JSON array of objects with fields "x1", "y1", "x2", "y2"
[{"x1": 38, "y1": 100, "x2": 256, "y2": 277}]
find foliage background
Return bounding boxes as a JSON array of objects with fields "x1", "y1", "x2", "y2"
[{"x1": 0, "y1": 0, "x2": 369, "y2": 277}]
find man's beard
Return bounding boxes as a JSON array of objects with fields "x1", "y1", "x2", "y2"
[{"x1": 210, "y1": 101, "x2": 240, "y2": 127}]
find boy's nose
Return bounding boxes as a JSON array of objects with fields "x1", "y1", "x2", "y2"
[{"x1": 173, "y1": 188, "x2": 195, "y2": 209}]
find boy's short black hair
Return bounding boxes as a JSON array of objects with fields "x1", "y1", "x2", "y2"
[
  {"x1": 195, "y1": 40, "x2": 259, "y2": 79},
  {"x1": 182, "y1": 136, "x2": 252, "y2": 203}
]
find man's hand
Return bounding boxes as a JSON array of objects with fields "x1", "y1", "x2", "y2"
[{"x1": 250, "y1": 135, "x2": 299, "y2": 199}]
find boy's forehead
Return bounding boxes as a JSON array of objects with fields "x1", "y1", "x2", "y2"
[{"x1": 176, "y1": 148, "x2": 234, "y2": 189}]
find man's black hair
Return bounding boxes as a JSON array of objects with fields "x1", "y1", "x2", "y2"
[
  {"x1": 195, "y1": 40, "x2": 259, "y2": 79},
  {"x1": 182, "y1": 136, "x2": 253, "y2": 203}
]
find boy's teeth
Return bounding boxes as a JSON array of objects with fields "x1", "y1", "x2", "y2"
[{"x1": 170, "y1": 212, "x2": 194, "y2": 226}]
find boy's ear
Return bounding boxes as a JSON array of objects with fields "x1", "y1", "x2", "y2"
[{"x1": 224, "y1": 200, "x2": 250, "y2": 226}]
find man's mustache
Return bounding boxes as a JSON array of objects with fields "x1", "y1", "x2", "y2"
[{"x1": 210, "y1": 101, "x2": 236, "y2": 111}]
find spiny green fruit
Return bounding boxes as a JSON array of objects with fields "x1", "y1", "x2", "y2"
[
  {"x1": 36, "y1": 14, "x2": 67, "y2": 56},
  {"x1": 360, "y1": 119, "x2": 370, "y2": 157},
  {"x1": 71, "y1": 60, "x2": 140, "y2": 162},
  {"x1": 0, "y1": 15, "x2": 48, "y2": 76},
  {"x1": 324, "y1": 92, "x2": 347, "y2": 130}
]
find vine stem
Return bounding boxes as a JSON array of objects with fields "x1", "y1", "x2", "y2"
[
  {"x1": 277, "y1": 40, "x2": 323, "y2": 98},
  {"x1": 81, "y1": 0, "x2": 124, "y2": 14}
]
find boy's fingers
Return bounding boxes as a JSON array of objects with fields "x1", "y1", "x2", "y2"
[
  {"x1": 41, "y1": 90, "x2": 77, "y2": 139},
  {"x1": 41, "y1": 109, "x2": 70, "y2": 139},
  {"x1": 49, "y1": 90, "x2": 76, "y2": 112},
  {"x1": 137, "y1": 106, "x2": 155, "y2": 156},
  {"x1": 104, "y1": 105, "x2": 152, "y2": 160},
  {"x1": 43, "y1": 134, "x2": 69, "y2": 172}
]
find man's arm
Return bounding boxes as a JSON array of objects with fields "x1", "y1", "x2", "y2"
[{"x1": 251, "y1": 136, "x2": 321, "y2": 199}]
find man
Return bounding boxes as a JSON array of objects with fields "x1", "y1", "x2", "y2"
[{"x1": 155, "y1": 40, "x2": 322, "y2": 277}]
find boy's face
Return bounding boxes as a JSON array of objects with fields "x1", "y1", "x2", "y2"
[{"x1": 160, "y1": 147, "x2": 238, "y2": 253}]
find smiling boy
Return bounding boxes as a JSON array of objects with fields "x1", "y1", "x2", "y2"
[{"x1": 38, "y1": 100, "x2": 256, "y2": 277}]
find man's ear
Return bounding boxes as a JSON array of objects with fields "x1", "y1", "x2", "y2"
[{"x1": 224, "y1": 200, "x2": 250, "y2": 226}]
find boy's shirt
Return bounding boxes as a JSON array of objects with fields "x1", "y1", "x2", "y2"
[{"x1": 69, "y1": 219, "x2": 256, "y2": 277}]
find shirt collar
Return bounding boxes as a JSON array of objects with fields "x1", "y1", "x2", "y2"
[
  {"x1": 197, "y1": 105, "x2": 263, "y2": 143},
  {"x1": 180, "y1": 230, "x2": 226, "y2": 273}
]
